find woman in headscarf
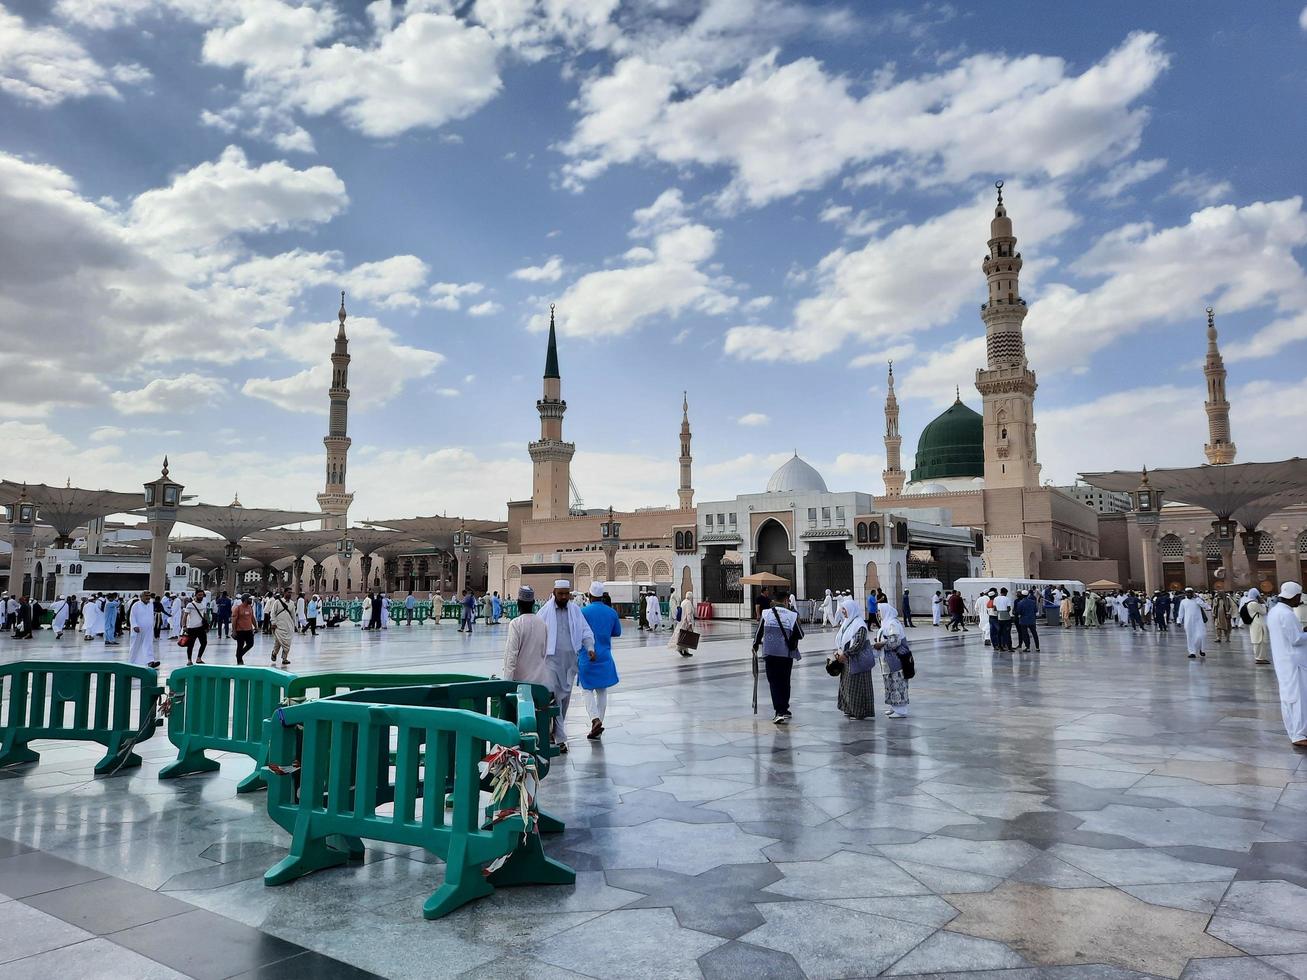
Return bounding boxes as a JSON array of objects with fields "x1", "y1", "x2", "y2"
[
  {"x1": 668, "y1": 591, "x2": 697, "y2": 657},
  {"x1": 835, "y1": 597, "x2": 875, "y2": 720},
  {"x1": 1241, "y1": 589, "x2": 1270, "y2": 664},
  {"x1": 874, "y1": 603, "x2": 910, "y2": 718}
]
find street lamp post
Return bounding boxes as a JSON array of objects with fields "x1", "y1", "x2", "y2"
[
  {"x1": 6, "y1": 487, "x2": 36, "y2": 596},
  {"x1": 337, "y1": 534, "x2": 354, "y2": 595},
  {"x1": 1133, "y1": 468, "x2": 1162, "y2": 593},
  {"x1": 453, "y1": 521, "x2": 470, "y2": 595},
  {"x1": 600, "y1": 507, "x2": 621, "y2": 587},
  {"x1": 143, "y1": 458, "x2": 184, "y2": 595},
  {"x1": 1211, "y1": 517, "x2": 1238, "y2": 592},
  {"x1": 223, "y1": 541, "x2": 242, "y2": 592}
]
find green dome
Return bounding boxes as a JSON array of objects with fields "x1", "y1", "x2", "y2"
[{"x1": 910, "y1": 399, "x2": 984, "y2": 483}]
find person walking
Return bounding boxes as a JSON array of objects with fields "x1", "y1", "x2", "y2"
[
  {"x1": 232, "y1": 594, "x2": 256, "y2": 665},
  {"x1": 1153, "y1": 591, "x2": 1170, "y2": 632},
  {"x1": 404, "y1": 591, "x2": 416, "y2": 625},
  {"x1": 993, "y1": 588, "x2": 1015, "y2": 651},
  {"x1": 1241, "y1": 589, "x2": 1270, "y2": 665},
  {"x1": 1212, "y1": 591, "x2": 1235, "y2": 643},
  {"x1": 181, "y1": 590, "x2": 208, "y2": 664},
  {"x1": 269, "y1": 590, "x2": 296, "y2": 666},
  {"x1": 901, "y1": 589, "x2": 915, "y2": 628},
  {"x1": 1014, "y1": 589, "x2": 1041, "y2": 652},
  {"x1": 212, "y1": 591, "x2": 231, "y2": 639},
  {"x1": 103, "y1": 593, "x2": 122, "y2": 645},
  {"x1": 668, "y1": 591, "x2": 697, "y2": 657},
  {"x1": 50, "y1": 595, "x2": 71, "y2": 640},
  {"x1": 429, "y1": 589, "x2": 443, "y2": 627},
  {"x1": 865, "y1": 589, "x2": 880, "y2": 629},
  {"x1": 875, "y1": 604, "x2": 911, "y2": 718},
  {"x1": 128, "y1": 592, "x2": 156, "y2": 667},
  {"x1": 834, "y1": 597, "x2": 875, "y2": 720},
  {"x1": 820, "y1": 589, "x2": 837, "y2": 628},
  {"x1": 306, "y1": 594, "x2": 319, "y2": 636},
  {"x1": 931, "y1": 590, "x2": 943, "y2": 627},
  {"x1": 1125, "y1": 592, "x2": 1146, "y2": 631},
  {"x1": 380, "y1": 593, "x2": 391, "y2": 629},
  {"x1": 579, "y1": 583, "x2": 621, "y2": 740},
  {"x1": 645, "y1": 590, "x2": 663, "y2": 632},
  {"x1": 753, "y1": 587, "x2": 803, "y2": 724},
  {"x1": 459, "y1": 589, "x2": 476, "y2": 632},
  {"x1": 491, "y1": 591, "x2": 502, "y2": 625},
  {"x1": 12, "y1": 596, "x2": 34, "y2": 639},
  {"x1": 1177, "y1": 587, "x2": 1211, "y2": 659},
  {"x1": 947, "y1": 590, "x2": 967, "y2": 632},
  {"x1": 1267, "y1": 582, "x2": 1307, "y2": 746},
  {"x1": 540, "y1": 580, "x2": 595, "y2": 753}
]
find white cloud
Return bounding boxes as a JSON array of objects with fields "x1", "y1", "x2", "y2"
[
  {"x1": 542, "y1": 189, "x2": 738, "y2": 338},
  {"x1": 726, "y1": 181, "x2": 1076, "y2": 362},
  {"x1": 429, "y1": 280, "x2": 486, "y2": 311},
  {"x1": 468, "y1": 300, "x2": 502, "y2": 316},
  {"x1": 0, "y1": 355, "x2": 110, "y2": 417},
  {"x1": 1090, "y1": 157, "x2": 1166, "y2": 199},
  {"x1": 241, "y1": 316, "x2": 444, "y2": 414},
  {"x1": 0, "y1": 5, "x2": 147, "y2": 106},
  {"x1": 1301, "y1": 4, "x2": 1307, "y2": 30},
  {"x1": 343, "y1": 255, "x2": 430, "y2": 309},
  {"x1": 737, "y1": 412, "x2": 770, "y2": 426},
  {"x1": 128, "y1": 145, "x2": 347, "y2": 254},
  {"x1": 511, "y1": 255, "x2": 564, "y2": 282},
  {"x1": 563, "y1": 32, "x2": 1168, "y2": 207},
  {"x1": 111, "y1": 373, "x2": 227, "y2": 415},
  {"x1": 1026, "y1": 197, "x2": 1307, "y2": 371},
  {"x1": 1167, "y1": 169, "x2": 1234, "y2": 205}
]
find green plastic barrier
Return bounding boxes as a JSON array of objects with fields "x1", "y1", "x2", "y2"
[
  {"x1": 261, "y1": 686, "x2": 574, "y2": 919},
  {"x1": 158, "y1": 664, "x2": 294, "y2": 793},
  {"x1": 347, "y1": 601, "x2": 363, "y2": 624},
  {"x1": 286, "y1": 671, "x2": 483, "y2": 703},
  {"x1": 0, "y1": 661, "x2": 164, "y2": 774}
]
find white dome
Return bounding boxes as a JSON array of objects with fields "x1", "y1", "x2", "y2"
[{"x1": 766, "y1": 454, "x2": 828, "y2": 493}]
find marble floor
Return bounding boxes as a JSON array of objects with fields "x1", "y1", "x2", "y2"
[{"x1": 2, "y1": 616, "x2": 1306, "y2": 979}]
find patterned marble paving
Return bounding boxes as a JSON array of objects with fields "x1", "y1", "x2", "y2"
[{"x1": 3, "y1": 616, "x2": 1307, "y2": 978}]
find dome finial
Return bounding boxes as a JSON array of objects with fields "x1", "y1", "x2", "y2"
[
  {"x1": 955, "y1": 384, "x2": 960, "y2": 402},
  {"x1": 995, "y1": 179, "x2": 1004, "y2": 206}
]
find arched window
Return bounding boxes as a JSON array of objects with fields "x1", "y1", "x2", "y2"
[
  {"x1": 1202, "y1": 534, "x2": 1221, "y2": 558},
  {"x1": 868, "y1": 521, "x2": 881, "y2": 544},
  {"x1": 633, "y1": 561, "x2": 650, "y2": 580},
  {"x1": 1257, "y1": 531, "x2": 1276, "y2": 556},
  {"x1": 652, "y1": 560, "x2": 672, "y2": 581},
  {"x1": 674, "y1": 531, "x2": 684, "y2": 550},
  {"x1": 1298, "y1": 530, "x2": 1307, "y2": 555},
  {"x1": 856, "y1": 522, "x2": 868, "y2": 544},
  {"x1": 1158, "y1": 534, "x2": 1183, "y2": 558},
  {"x1": 685, "y1": 532, "x2": 693, "y2": 550}
]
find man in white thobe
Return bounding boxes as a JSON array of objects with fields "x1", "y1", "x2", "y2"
[
  {"x1": 645, "y1": 591, "x2": 663, "y2": 631},
  {"x1": 1177, "y1": 588, "x2": 1211, "y2": 659},
  {"x1": 541, "y1": 580, "x2": 595, "y2": 752},
  {"x1": 51, "y1": 596, "x2": 70, "y2": 638},
  {"x1": 128, "y1": 592, "x2": 157, "y2": 666},
  {"x1": 1268, "y1": 582, "x2": 1307, "y2": 746},
  {"x1": 931, "y1": 591, "x2": 943, "y2": 627}
]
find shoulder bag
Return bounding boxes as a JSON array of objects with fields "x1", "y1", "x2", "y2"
[
  {"x1": 897, "y1": 635, "x2": 916, "y2": 680},
  {"x1": 773, "y1": 608, "x2": 800, "y2": 653}
]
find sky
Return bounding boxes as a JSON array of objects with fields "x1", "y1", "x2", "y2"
[{"x1": 1, "y1": 0, "x2": 1306, "y2": 524}]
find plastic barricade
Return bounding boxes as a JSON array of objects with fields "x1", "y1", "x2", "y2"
[
  {"x1": 0, "y1": 661, "x2": 164, "y2": 774},
  {"x1": 158, "y1": 664, "x2": 294, "y2": 793},
  {"x1": 261, "y1": 685, "x2": 574, "y2": 919},
  {"x1": 286, "y1": 671, "x2": 484, "y2": 703},
  {"x1": 696, "y1": 601, "x2": 713, "y2": 620}
]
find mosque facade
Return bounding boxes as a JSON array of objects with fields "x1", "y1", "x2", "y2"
[{"x1": 872, "y1": 186, "x2": 1114, "y2": 583}]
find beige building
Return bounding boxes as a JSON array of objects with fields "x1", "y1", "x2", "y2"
[
  {"x1": 488, "y1": 309, "x2": 690, "y2": 598},
  {"x1": 873, "y1": 184, "x2": 1114, "y2": 583}
]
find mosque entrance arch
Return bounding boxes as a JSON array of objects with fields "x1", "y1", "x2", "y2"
[
  {"x1": 804, "y1": 540, "x2": 853, "y2": 598},
  {"x1": 1159, "y1": 534, "x2": 1185, "y2": 591},
  {"x1": 753, "y1": 520, "x2": 794, "y2": 586}
]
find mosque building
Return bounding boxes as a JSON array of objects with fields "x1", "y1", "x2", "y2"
[{"x1": 869, "y1": 183, "x2": 1114, "y2": 583}]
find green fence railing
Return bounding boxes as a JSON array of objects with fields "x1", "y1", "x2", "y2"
[{"x1": 0, "y1": 661, "x2": 163, "y2": 774}]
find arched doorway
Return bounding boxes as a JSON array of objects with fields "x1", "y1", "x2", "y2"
[
  {"x1": 1159, "y1": 534, "x2": 1185, "y2": 591},
  {"x1": 680, "y1": 565, "x2": 693, "y2": 598},
  {"x1": 753, "y1": 520, "x2": 794, "y2": 584},
  {"x1": 32, "y1": 562, "x2": 43, "y2": 601},
  {"x1": 804, "y1": 540, "x2": 852, "y2": 598}
]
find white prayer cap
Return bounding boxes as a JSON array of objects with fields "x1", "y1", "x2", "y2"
[
  {"x1": 553, "y1": 579, "x2": 571, "y2": 589},
  {"x1": 1280, "y1": 582, "x2": 1303, "y2": 600},
  {"x1": 589, "y1": 582, "x2": 605, "y2": 598}
]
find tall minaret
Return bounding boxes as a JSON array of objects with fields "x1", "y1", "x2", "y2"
[
  {"x1": 976, "y1": 180, "x2": 1041, "y2": 489},
  {"x1": 1203, "y1": 306, "x2": 1236, "y2": 464},
  {"x1": 317, "y1": 291, "x2": 354, "y2": 530},
  {"x1": 882, "y1": 361, "x2": 905, "y2": 497},
  {"x1": 678, "y1": 392, "x2": 694, "y2": 509},
  {"x1": 528, "y1": 305, "x2": 576, "y2": 520}
]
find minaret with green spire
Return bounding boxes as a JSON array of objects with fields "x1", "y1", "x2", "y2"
[
  {"x1": 317, "y1": 290, "x2": 354, "y2": 530},
  {"x1": 528, "y1": 305, "x2": 575, "y2": 520}
]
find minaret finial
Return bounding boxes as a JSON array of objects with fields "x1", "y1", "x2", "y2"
[
  {"x1": 543, "y1": 304, "x2": 561, "y2": 379},
  {"x1": 995, "y1": 179, "x2": 1004, "y2": 206},
  {"x1": 161, "y1": 456, "x2": 169, "y2": 478},
  {"x1": 955, "y1": 384, "x2": 960, "y2": 401},
  {"x1": 888, "y1": 360, "x2": 894, "y2": 380}
]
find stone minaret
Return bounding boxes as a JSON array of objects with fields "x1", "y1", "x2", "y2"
[
  {"x1": 1203, "y1": 306, "x2": 1236, "y2": 464},
  {"x1": 528, "y1": 305, "x2": 575, "y2": 520},
  {"x1": 317, "y1": 291, "x2": 354, "y2": 530},
  {"x1": 976, "y1": 181, "x2": 1041, "y2": 489},
  {"x1": 678, "y1": 392, "x2": 694, "y2": 509},
  {"x1": 882, "y1": 361, "x2": 905, "y2": 497}
]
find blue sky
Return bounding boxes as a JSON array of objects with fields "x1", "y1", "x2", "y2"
[{"x1": 2, "y1": 0, "x2": 1305, "y2": 521}]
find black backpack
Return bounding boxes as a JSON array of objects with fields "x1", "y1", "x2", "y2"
[{"x1": 1240, "y1": 602, "x2": 1255, "y2": 626}]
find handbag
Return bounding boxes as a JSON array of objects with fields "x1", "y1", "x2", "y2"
[
  {"x1": 825, "y1": 655, "x2": 845, "y2": 677},
  {"x1": 897, "y1": 637, "x2": 916, "y2": 680},
  {"x1": 680, "y1": 628, "x2": 700, "y2": 650}
]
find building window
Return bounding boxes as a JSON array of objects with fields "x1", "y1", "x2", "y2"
[
  {"x1": 807, "y1": 507, "x2": 817, "y2": 528},
  {"x1": 716, "y1": 513, "x2": 725, "y2": 528},
  {"x1": 856, "y1": 522, "x2": 868, "y2": 544},
  {"x1": 704, "y1": 514, "x2": 713, "y2": 528},
  {"x1": 868, "y1": 521, "x2": 881, "y2": 544},
  {"x1": 835, "y1": 506, "x2": 845, "y2": 522},
  {"x1": 728, "y1": 512, "x2": 737, "y2": 526}
]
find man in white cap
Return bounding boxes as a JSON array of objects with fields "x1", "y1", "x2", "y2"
[
  {"x1": 542, "y1": 580, "x2": 594, "y2": 753},
  {"x1": 504, "y1": 585, "x2": 548, "y2": 686},
  {"x1": 1176, "y1": 587, "x2": 1211, "y2": 660},
  {"x1": 580, "y1": 582, "x2": 621, "y2": 739},
  {"x1": 645, "y1": 589, "x2": 663, "y2": 632},
  {"x1": 1268, "y1": 582, "x2": 1307, "y2": 746}
]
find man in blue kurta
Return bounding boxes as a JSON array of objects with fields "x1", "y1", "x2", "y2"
[
  {"x1": 542, "y1": 580, "x2": 595, "y2": 753},
  {"x1": 580, "y1": 583, "x2": 621, "y2": 740}
]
